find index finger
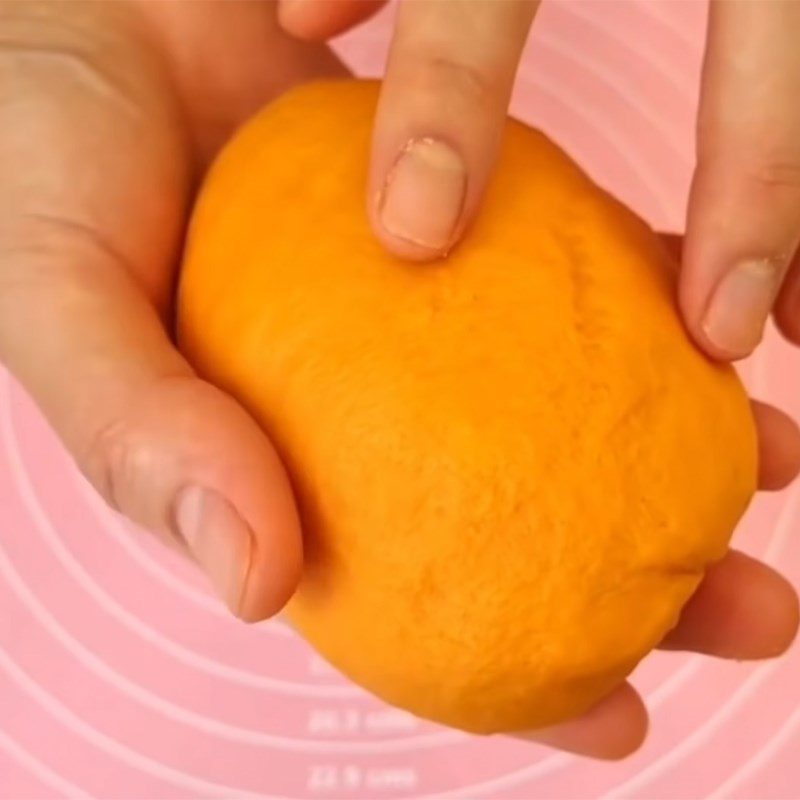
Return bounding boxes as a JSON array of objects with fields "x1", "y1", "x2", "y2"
[{"x1": 368, "y1": 0, "x2": 538, "y2": 260}]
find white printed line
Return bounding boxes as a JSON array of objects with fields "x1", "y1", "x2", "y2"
[{"x1": 0, "y1": 725, "x2": 93, "y2": 799}]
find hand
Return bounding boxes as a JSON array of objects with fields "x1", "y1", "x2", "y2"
[
  {"x1": 529, "y1": 231, "x2": 800, "y2": 757},
  {"x1": 526, "y1": 232, "x2": 800, "y2": 758},
  {"x1": 279, "y1": 1, "x2": 800, "y2": 758},
  {"x1": 0, "y1": 0, "x2": 346, "y2": 620},
  {"x1": 279, "y1": 0, "x2": 800, "y2": 359}
]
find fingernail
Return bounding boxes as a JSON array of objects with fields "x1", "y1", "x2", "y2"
[
  {"x1": 379, "y1": 137, "x2": 467, "y2": 251},
  {"x1": 173, "y1": 485, "x2": 253, "y2": 615},
  {"x1": 702, "y1": 258, "x2": 784, "y2": 357}
]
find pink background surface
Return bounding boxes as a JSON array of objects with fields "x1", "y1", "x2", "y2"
[{"x1": 2, "y1": 2, "x2": 800, "y2": 798}]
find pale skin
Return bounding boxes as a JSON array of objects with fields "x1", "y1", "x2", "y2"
[{"x1": 1, "y1": 0, "x2": 799, "y2": 760}]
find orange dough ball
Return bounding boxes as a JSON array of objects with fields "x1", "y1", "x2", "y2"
[{"x1": 178, "y1": 80, "x2": 757, "y2": 733}]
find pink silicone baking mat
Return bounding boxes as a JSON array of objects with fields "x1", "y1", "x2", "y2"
[{"x1": 2, "y1": 2, "x2": 799, "y2": 798}]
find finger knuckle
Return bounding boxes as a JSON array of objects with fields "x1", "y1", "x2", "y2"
[
  {"x1": 0, "y1": 17, "x2": 142, "y2": 130},
  {"x1": 423, "y1": 55, "x2": 496, "y2": 111},
  {"x1": 80, "y1": 417, "x2": 135, "y2": 514},
  {"x1": 76, "y1": 373, "x2": 196, "y2": 520},
  {"x1": 740, "y1": 153, "x2": 800, "y2": 193},
  {"x1": 80, "y1": 414, "x2": 161, "y2": 519},
  {"x1": 0, "y1": 8, "x2": 119, "y2": 81},
  {"x1": 0, "y1": 215, "x2": 131, "y2": 342},
  {"x1": 0, "y1": 39, "x2": 98, "y2": 82}
]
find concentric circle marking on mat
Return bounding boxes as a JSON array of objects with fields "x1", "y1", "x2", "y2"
[
  {"x1": 709, "y1": 694, "x2": 800, "y2": 798},
  {"x1": 0, "y1": 727, "x2": 92, "y2": 799},
  {"x1": 556, "y1": 2, "x2": 695, "y2": 100},
  {"x1": 599, "y1": 485, "x2": 800, "y2": 799},
  {"x1": 0, "y1": 535, "x2": 463, "y2": 755},
  {"x1": 2, "y1": 376, "x2": 464, "y2": 753},
  {"x1": 533, "y1": 30, "x2": 688, "y2": 163},
  {"x1": 510, "y1": 63, "x2": 673, "y2": 219},
  {"x1": 4, "y1": 384, "x2": 360, "y2": 698},
  {"x1": 0, "y1": 647, "x2": 267, "y2": 799}
]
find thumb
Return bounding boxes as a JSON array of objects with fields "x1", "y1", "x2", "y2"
[
  {"x1": 0, "y1": 5, "x2": 302, "y2": 622},
  {"x1": 0, "y1": 217, "x2": 302, "y2": 623}
]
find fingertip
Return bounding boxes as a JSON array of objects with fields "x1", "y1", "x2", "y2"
[
  {"x1": 739, "y1": 556, "x2": 800, "y2": 658},
  {"x1": 752, "y1": 401, "x2": 800, "y2": 491},
  {"x1": 731, "y1": 554, "x2": 800, "y2": 659},
  {"x1": 682, "y1": 318, "x2": 750, "y2": 364},
  {"x1": 157, "y1": 379, "x2": 304, "y2": 623},
  {"x1": 237, "y1": 499, "x2": 303, "y2": 623},
  {"x1": 775, "y1": 578, "x2": 800, "y2": 655},
  {"x1": 774, "y1": 265, "x2": 800, "y2": 345},
  {"x1": 677, "y1": 270, "x2": 730, "y2": 364},
  {"x1": 242, "y1": 526, "x2": 303, "y2": 624},
  {"x1": 278, "y1": 0, "x2": 384, "y2": 42},
  {"x1": 369, "y1": 228, "x2": 454, "y2": 263},
  {"x1": 661, "y1": 551, "x2": 800, "y2": 659},
  {"x1": 222, "y1": 418, "x2": 304, "y2": 623},
  {"x1": 679, "y1": 173, "x2": 792, "y2": 363},
  {"x1": 370, "y1": 136, "x2": 469, "y2": 262},
  {"x1": 724, "y1": 558, "x2": 800, "y2": 659},
  {"x1": 276, "y1": 0, "x2": 327, "y2": 41},
  {"x1": 679, "y1": 273, "x2": 761, "y2": 363},
  {"x1": 774, "y1": 309, "x2": 800, "y2": 347},
  {"x1": 515, "y1": 683, "x2": 648, "y2": 760},
  {"x1": 766, "y1": 572, "x2": 800, "y2": 657},
  {"x1": 601, "y1": 689, "x2": 649, "y2": 761}
]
